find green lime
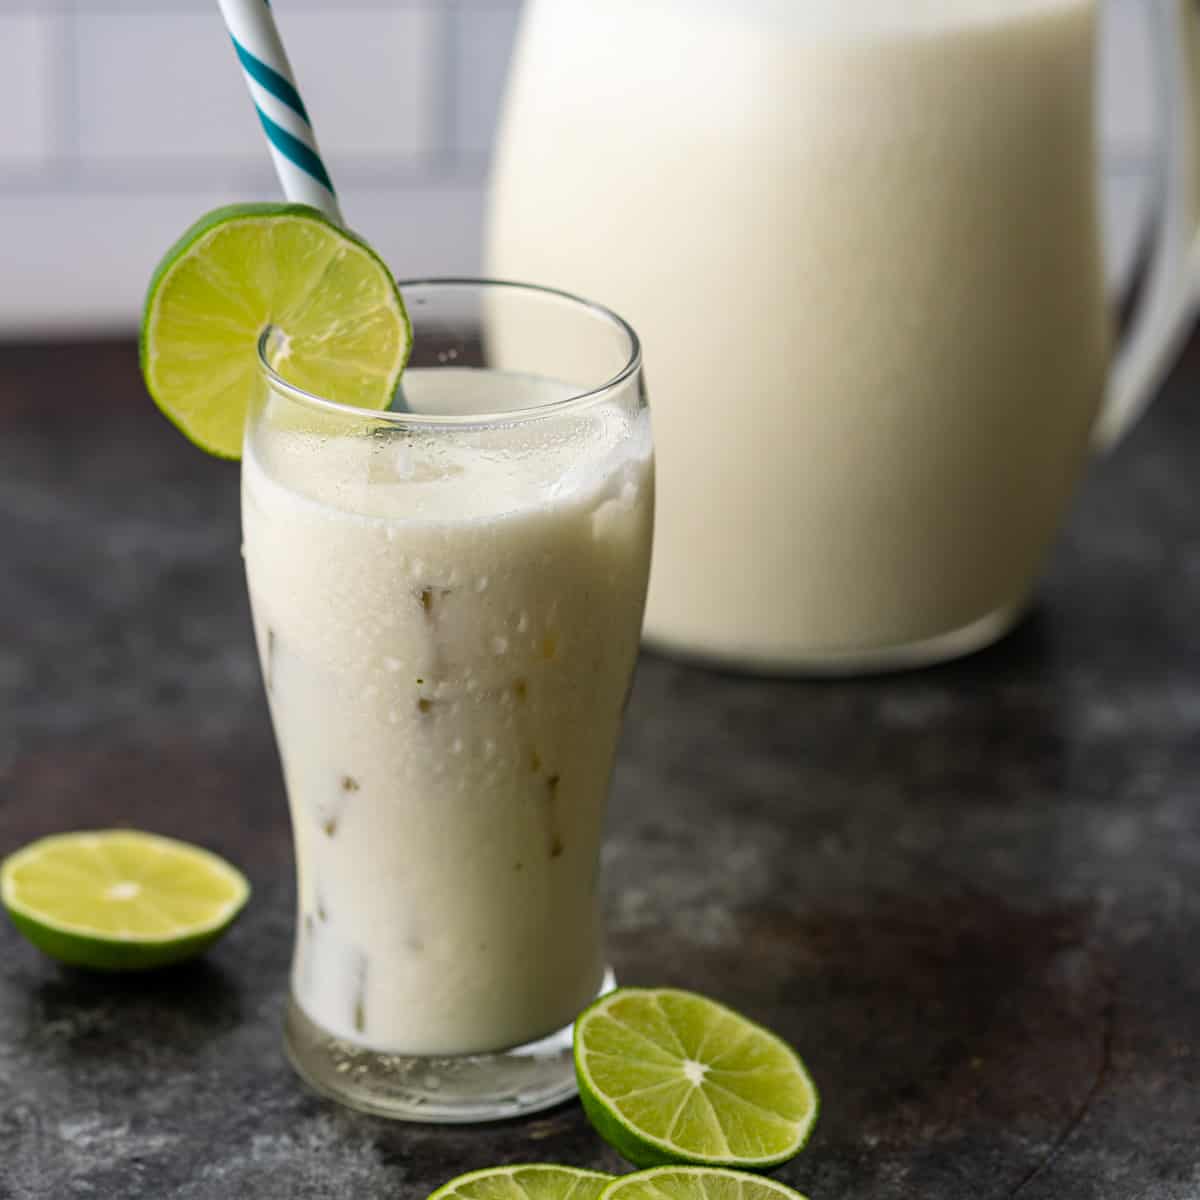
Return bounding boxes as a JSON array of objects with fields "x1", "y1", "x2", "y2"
[
  {"x1": 574, "y1": 988, "x2": 818, "y2": 1170},
  {"x1": 1, "y1": 830, "x2": 250, "y2": 970},
  {"x1": 599, "y1": 1168, "x2": 809, "y2": 1200},
  {"x1": 140, "y1": 202, "x2": 411, "y2": 459},
  {"x1": 428, "y1": 1166, "x2": 614, "y2": 1200}
]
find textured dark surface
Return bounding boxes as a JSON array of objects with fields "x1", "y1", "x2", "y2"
[{"x1": 1, "y1": 334, "x2": 1198, "y2": 1200}]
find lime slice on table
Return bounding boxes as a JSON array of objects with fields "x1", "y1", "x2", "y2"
[
  {"x1": 575, "y1": 988, "x2": 818, "y2": 1170},
  {"x1": 599, "y1": 1168, "x2": 809, "y2": 1200},
  {"x1": 428, "y1": 1166, "x2": 614, "y2": 1200},
  {"x1": 1, "y1": 830, "x2": 250, "y2": 970},
  {"x1": 140, "y1": 202, "x2": 411, "y2": 459}
]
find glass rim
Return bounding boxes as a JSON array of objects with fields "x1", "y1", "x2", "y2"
[{"x1": 254, "y1": 276, "x2": 643, "y2": 429}]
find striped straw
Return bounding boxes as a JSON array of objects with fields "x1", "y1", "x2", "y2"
[{"x1": 215, "y1": 0, "x2": 343, "y2": 225}]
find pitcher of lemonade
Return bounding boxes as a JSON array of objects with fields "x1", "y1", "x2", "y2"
[{"x1": 488, "y1": 0, "x2": 1200, "y2": 672}]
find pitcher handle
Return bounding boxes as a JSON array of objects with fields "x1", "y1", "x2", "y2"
[{"x1": 1097, "y1": 0, "x2": 1200, "y2": 448}]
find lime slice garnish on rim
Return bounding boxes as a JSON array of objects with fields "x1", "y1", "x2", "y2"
[
  {"x1": 599, "y1": 1168, "x2": 809, "y2": 1200},
  {"x1": 428, "y1": 1165, "x2": 614, "y2": 1200},
  {"x1": 140, "y1": 202, "x2": 411, "y2": 460},
  {"x1": 1, "y1": 830, "x2": 250, "y2": 970},
  {"x1": 574, "y1": 988, "x2": 819, "y2": 1170}
]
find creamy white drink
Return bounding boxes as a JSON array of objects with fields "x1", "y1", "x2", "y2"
[
  {"x1": 243, "y1": 368, "x2": 653, "y2": 1056},
  {"x1": 489, "y1": 0, "x2": 1110, "y2": 667}
]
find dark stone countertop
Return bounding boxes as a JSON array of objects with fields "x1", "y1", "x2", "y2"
[{"x1": 1, "y1": 334, "x2": 1198, "y2": 1200}]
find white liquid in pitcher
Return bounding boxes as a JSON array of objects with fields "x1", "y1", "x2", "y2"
[
  {"x1": 489, "y1": 0, "x2": 1109, "y2": 665},
  {"x1": 242, "y1": 370, "x2": 653, "y2": 1055}
]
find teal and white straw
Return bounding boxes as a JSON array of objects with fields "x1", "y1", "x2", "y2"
[{"x1": 215, "y1": 0, "x2": 343, "y2": 225}]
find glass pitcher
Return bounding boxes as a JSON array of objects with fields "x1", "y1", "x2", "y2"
[{"x1": 487, "y1": 0, "x2": 1199, "y2": 673}]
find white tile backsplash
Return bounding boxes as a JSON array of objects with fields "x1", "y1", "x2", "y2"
[
  {"x1": 74, "y1": 8, "x2": 438, "y2": 168},
  {"x1": 277, "y1": 8, "x2": 439, "y2": 162},
  {"x1": 76, "y1": 14, "x2": 267, "y2": 162},
  {"x1": 341, "y1": 181, "x2": 487, "y2": 279},
  {"x1": 454, "y1": 4, "x2": 522, "y2": 157},
  {"x1": 0, "y1": 0, "x2": 1173, "y2": 333},
  {"x1": 0, "y1": 14, "x2": 57, "y2": 167}
]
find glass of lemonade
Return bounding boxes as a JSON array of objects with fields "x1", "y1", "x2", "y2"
[{"x1": 241, "y1": 280, "x2": 654, "y2": 1121}]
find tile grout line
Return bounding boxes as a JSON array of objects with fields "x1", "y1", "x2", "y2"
[
  {"x1": 58, "y1": 0, "x2": 81, "y2": 173},
  {"x1": 26, "y1": 0, "x2": 80, "y2": 190},
  {"x1": 432, "y1": 0, "x2": 461, "y2": 182}
]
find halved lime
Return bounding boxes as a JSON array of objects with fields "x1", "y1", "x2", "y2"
[
  {"x1": 1, "y1": 830, "x2": 250, "y2": 970},
  {"x1": 428, "y1": 1165, "x2": 614, "y2": 1200},
  {"x1": 599, "y1": 1167, "x2": 809, "y2": 1200},
  {"x1": 140, "y1": 202, "x2": 411, "y2": 459},
  {"x1": 575, "y1": 988, "x2": 818, "y2": 1170}
]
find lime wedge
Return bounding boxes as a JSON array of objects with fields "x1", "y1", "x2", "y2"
[
  {"x1": 1, "y1": 830, "x2": 250, "y2": 970},
  {"x1": 599, "y1": 1168, "x2": 809, "y2": 1200},
  {"x1": 428, "y1": 1166, "x2": 614, "y2": 1200},
  {"x1": 574, "y1": 988, "x2": 818, "y2": 1170},
  {"x1": 140, "y1": 202, "x2": 411, "y2": 460}
]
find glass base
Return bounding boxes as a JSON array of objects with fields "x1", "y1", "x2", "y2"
[
  {"x1": 283, "y1": 967, "x2": 616, "y2": 1123},
  {"x1": 643, "y1": 601, "x2": 1026, "y2": 677}
]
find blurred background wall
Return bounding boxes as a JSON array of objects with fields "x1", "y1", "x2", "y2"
[{"x1": 0, "y1": 0, "x2": 1162, "y2": 336}]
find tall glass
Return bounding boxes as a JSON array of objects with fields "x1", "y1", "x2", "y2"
[{"x1": 241, "y1": 280, "x2": 653, "y2": 1121}]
